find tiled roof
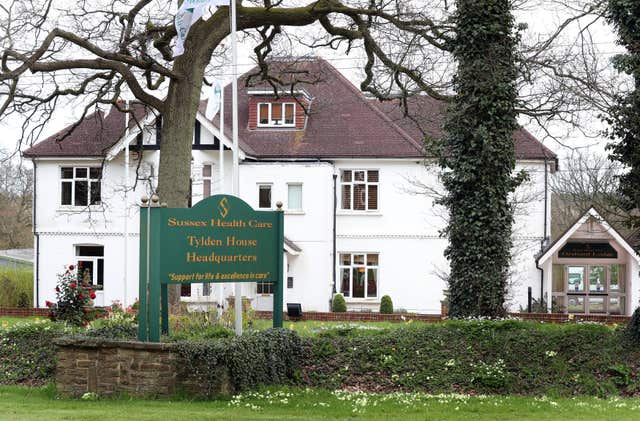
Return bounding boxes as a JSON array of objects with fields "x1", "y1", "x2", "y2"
[
  {"x1": 629, "y1": 229, "x2": 640, "y2": 252},
  {"x1": 199, "y1": 58, "x2": 424, "y2": 158},
  {"x1": 24, "y1": 59, "x2": 556, "y2": 162},
  {"x1": 22, "y1": 102, "x2": 151, "y2": 158},
  {"x1": 373, "y1": 95, "x2": 558, "y2": 162}
]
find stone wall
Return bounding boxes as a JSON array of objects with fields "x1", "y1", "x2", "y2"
[{"x1": 55, "y1": 338, "x2": 232, "y2": 398}]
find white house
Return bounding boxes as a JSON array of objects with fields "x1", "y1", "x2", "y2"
[{"x1": 25, "y1": 58, "x2": 632, "y2": 316}]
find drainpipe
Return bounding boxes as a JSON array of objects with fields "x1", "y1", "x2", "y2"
[
  {"x1": 331, "y1": 173, "x2": 337, "y2": 307},
  {"x1": 32, "y1": 160, "x2": 39, "y2": 307},
  {"x1": 537, "y1": 157, "x2": 549, "y2": 311}
]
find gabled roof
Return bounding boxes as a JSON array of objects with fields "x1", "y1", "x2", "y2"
[
  {"x1": 536, "y1": 207, "x2": 640, "y2": 264},
  {"x1": 373, "y1": 96, "x2": 558, "y2": 166},
  {"x1": 23, "y1": 102, "x2": 151, "y2": 158},
  {"x1": 23, "y1": 58, "x2": 556, "y2": 162},
  {"x1": 629, "y1": 229, "x2": 640, "y2": 252},
  {"x1": 198, "y1": 58, "x2": 424, "y2": 159}
]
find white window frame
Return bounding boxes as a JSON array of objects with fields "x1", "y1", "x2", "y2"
[
  {"x1": 257, "y1": 280, "x2": 274, "y2": 295},
  {"x1": 338, "y1": 252, "x2": 379, "y2": 300},
  {"x1": 257, "y1": 183, "x2": 273, "y2": 209},
  {"x1": 60, "y1": 166, "x2": 102, "y2": 207},
  {"x1": 286, "y1": 182, "x2": 303, "y2": 212},
  {"x1": 554, "y1": 263, "x2": 627, "y2": 315},
  {"x1": 75, "y1": 245, "x2": 104, "y2": 289},
  {"x1": 257, "y1": 102, "x2": 296, "y2": 127},
  {"x1": 202, "y1": 163, "x2": 213, "y2": 198},
  {"x1": 340, "y1": 169, "x2": 379, "y2": 212}
]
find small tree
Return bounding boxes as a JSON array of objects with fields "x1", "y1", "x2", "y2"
[
  {"x1": 331, "y1": 294, "x2": 346, "y2": 313},
  {"x1": 46, "y1": 264, "x2": 96, "y2": 326},
  {"x1": 379, "y1": 295, "x2": 393, "y2": 314}
]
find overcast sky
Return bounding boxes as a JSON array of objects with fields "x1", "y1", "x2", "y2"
[{"x1": 0, "y1": 2, "x2": 625, "y2": 163}]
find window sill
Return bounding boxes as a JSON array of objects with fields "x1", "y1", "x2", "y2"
[
  {"x1": 285, "y1": 210, "x2": 305, "y2": 215},
  {"x1": 337, "y1": 211, "x2": 382, "y2": 216},
  {"x1": 56, "y1": 206, "x2": 103, "y2": 213},
  {"x1": 345, "y1": 298, "x2": 380, "y2": 303}
]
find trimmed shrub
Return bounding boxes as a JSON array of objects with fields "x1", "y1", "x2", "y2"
[
  {"x1": 626, "y1": 306, "x2": 640, "y2": 343},
  {"x1": 331, "y1": 294, "x2": 347, "y2": 312},
  {"x1": 0, "y1": 268, "x2": 33, "y2": 307},
  {"x1": 380, "y1": 295, "x2": 393, "y2": 314}
]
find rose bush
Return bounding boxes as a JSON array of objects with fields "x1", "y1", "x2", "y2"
[{"x1": 46, "y1": 264, "x2": 96, "y2": 326}]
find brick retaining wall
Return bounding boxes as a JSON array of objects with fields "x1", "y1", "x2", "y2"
[
  {"x1": 55, "y1": 338, "x2": 232, "y2": 398},
  {"x1": 0, "y1": 307, "x2": 50, "y2": 317},
  {"x1": 254, "y1": 310, "x2": 630, "y2": 325}
]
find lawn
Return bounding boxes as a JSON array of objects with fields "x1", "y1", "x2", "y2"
[
  {"x1": 250, "y1": 318, "x2": 417, "y2": 336},
  {"x1": 0, "y1": 316, "x2": 41, "y2": 328},
  {"x1": 1, "y1": 385, "x2": 639, "y2": 420}
]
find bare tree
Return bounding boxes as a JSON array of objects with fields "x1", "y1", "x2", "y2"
[
  {"x1": 0, "y1": 152, "x2": 32, "y2": 249},
  {"x1": 550, "y1": 152, "x2": 634, "y2": 239},
  {"x1": 0, "y1": 0, "x2": 462, "y2": 209}
]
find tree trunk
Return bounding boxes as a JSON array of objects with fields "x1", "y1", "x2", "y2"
[
  {"x1": 442, "y1": 0, "x2": 521, "y2": 318},
  {"x1": 155, "y1": 31, "x2": 221, "y2": 306}
]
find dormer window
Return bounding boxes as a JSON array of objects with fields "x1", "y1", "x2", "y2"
[{"x1": 258, "y1": 103, "x2": 295, "y2": 127}]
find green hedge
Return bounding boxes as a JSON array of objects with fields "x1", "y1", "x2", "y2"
[
  {"x1": 0, "y1": 322, "x2": 72, "y2": 385},
  {"x1": 0, "y1": 268, "x2": 33, "y2": 307},
  {"x1": 3, "y1": 319, "x2": 640, "y2": 397},
  {"x1": 302, "y1": 320, "x2": 640, "y2": 397},
  {"x1": 174, "y1": 329, "x2": 303, "y2": 394}
]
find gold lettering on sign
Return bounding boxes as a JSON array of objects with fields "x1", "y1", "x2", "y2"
[
  {"x1": 186, "y1": 252, "x2": 258, "y2": 264},
  {"x1": 167, "y1": 218, "x2": 208, "y2": 227},
  {"x1": 218, "y1": 197, "x2": 229, "y2": 218},
  {"x1": 187, "y1": 236, "x2": 223, "y2": 248}
]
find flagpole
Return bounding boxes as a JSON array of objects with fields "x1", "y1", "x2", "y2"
[
  {"x1": 218, "y1": 83, "x2": 225, "y2": 317},
  {"x1": 230, "y1": 0, "x2": 242, "y2": 336},
  {"x1": 123, "y1": 99, "x2": 130, "y2": 308}
]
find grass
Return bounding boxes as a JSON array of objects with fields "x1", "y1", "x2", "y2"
[
  {"x1": 0, "y1": 316, "x2": 41, "y2": 328},
  {"x1": 0, "y1": 267, "x2": 33, "y2": 307},
  {"x1": 1, "y1": 385, "x2": 640, "y2": 420},
  {"x1": 250, "y1": 318, "x2": 415, "y2": 336}
]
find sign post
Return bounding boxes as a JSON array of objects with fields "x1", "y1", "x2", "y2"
[{"x1": 137, "y1": 194, "x2": 284, "y2": 342}]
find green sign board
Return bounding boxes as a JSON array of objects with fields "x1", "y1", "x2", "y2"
[{"x1": 137, "y1": 195, "x2": 284, "y2": 342}]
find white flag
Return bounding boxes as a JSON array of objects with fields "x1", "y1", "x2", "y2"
[
  {"x1": 205, "y1": 80, "x2": 222, "y2": 119},
  {"x1": 173, "y1": 0, "x2": 231, "y2": 58}
]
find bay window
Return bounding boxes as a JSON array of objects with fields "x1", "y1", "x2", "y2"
[
  {"x1": 340, "y1": 170, "x2": 379, "y2": 211},
  {"x1": 339, "y1": 253, "x2": 378, "y2": 299},
  {"x1": 552, "y1": 263, "x2": 626, "y2": 315}
]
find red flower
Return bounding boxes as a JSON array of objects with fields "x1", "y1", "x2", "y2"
[
  {"x1": 82, "y1": 283, "x2": 88, "y2": 288},
  {"x1": 55, "y1": 287, "x2": 60, "y2": 292},
  {"x1": 90, "y1": 292, "x2": 96, "y2": 299},
  {"x1": 68, "y1": 264, "x2": 75, "y2": 270},
  {"x1": 45, "y1": 300, "x2": 52, "y2": 307},
  {"x1": 70, "y1": 283, "x2": 77, "y2": 289},
  {"x1": 78, "y1": 294, "x2": 84, "y2": 300},
  {"x1": 83, "y1": 321, "x2": 89, "y2": 327}
]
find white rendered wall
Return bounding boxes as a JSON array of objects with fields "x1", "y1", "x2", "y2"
[{"x1": 32, "y1": 133, "x2": 551, "y2": 313}]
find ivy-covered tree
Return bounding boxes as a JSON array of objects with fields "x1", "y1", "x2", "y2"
[
  {"x1": 437, "y1": 0, "x2": 526, "y2": 318},
  {"x1": 604, "y1": 0, "x2": 640, "y2": 227}
]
